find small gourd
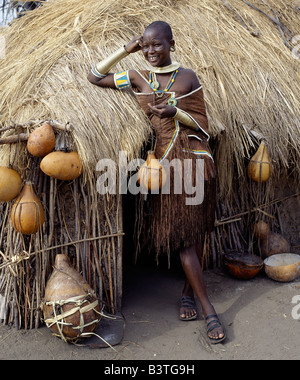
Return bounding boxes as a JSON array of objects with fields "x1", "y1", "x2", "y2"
[
  {"x1": 27, "y1": 123, "x2": 56, "y2": 158},
  {"x1": 138, "y1": 151, "x2": 167, "y2": 192},
  {"x1": 253, "y1": 221, "x2": 290, "y2": 259},
  {"x1": 253, "y1": 221, "x2": 270, "y2": 240},
  {"x1": 0, "y1": 167, "x2": 22, "y2": 202},
  {"x1": 11, "y1": 182, "x2": 45, "y2": 235},
  {"x1": 40, "y1": 151, "x2": 83, "y2": 181},
  {"x1": 248, "y1": 142, "x2": 271, "y2": 182}
]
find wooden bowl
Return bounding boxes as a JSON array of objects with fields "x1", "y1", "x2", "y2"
[
  {"x1": 264, "y1": 253, "x2": 300, "y2": 282},
  {"x1": 224, "y1": 252, "x2": 264, "y2": 280}
]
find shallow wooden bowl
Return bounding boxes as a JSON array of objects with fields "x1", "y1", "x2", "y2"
[
  {"x1": 264, "y1": 253, "x2": 300, "y2": 282},
  {"x1": 224, "y1": 252, "x2": 264, "y2": 280}
]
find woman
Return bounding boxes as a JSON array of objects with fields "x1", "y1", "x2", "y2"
[{"x1": 88, "y1": 21, "x2": 225, "y2": 344}]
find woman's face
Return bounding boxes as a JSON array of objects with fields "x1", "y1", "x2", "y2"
[{"x1": 141, "y1": 28, "x2": 174, "y2": 68}]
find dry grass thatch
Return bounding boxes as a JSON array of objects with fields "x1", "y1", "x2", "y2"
[
  {"x1": 0, "y1": 0, "x2": 298, "y2": 187},
  {"x1": 0, "y1": 0, "x2": 299, "y2": 328}
]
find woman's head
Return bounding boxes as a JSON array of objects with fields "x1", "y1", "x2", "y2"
[
  {"x1": 141, "y1": 21, "x2": 175, "y2": 68},
  {"x1": 144, "y1": 21, "x2": 173, "y2": 40}
]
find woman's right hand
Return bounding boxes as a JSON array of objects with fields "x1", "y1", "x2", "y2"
[{"x1": 125, "y1": 36, "x2": 143, "y2": 54}]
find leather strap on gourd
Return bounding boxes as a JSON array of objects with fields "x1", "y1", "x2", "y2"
[{"x1": 43, "y1": 294, "x2": 101, "y2": 343}]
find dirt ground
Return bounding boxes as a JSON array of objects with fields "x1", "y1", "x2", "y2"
[{"x1": 1, "y1": 257, "x2": 300, "y2": 361}]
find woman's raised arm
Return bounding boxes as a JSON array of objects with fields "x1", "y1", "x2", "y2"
[{"x1": 87, "y1": 36, "x2": 143, "y2": 88}]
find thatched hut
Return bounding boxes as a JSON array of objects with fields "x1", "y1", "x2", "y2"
[{"x1": 0, "y1": 0, "x2": 299, "y2": 330}]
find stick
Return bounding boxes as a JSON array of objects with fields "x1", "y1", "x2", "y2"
[
  {"x1": 215, "y1": 193, "x2": 300, "y2": 225},
  {"x1": 241, "y1": 0, "x2": 293, "y2": 49},
  {"x1": 72, "y1": 181, "x2": 81, "y2": 272},
  {"x1": 0, "y1": 120, "x2": 74, "y2": 145},
  {"x1": 103, "y1": 195, "x2": 115, "y2": 314},
  {"x1": 0, "y1": 133, "x2": 28, "y2": 145},
  {"x1": 222, "y1": 0, "x2": 259, "y2": 36},
  {"x1": 2, "y1": 120, "x2": 74, "y2": 132},
  {"x1": 215, "y1": 217, "x2": 242, "y2": 227},
  {"x1": 0, "y1": 126, "x2": 16, "y2": 133},
  {"x1": 0, "y1": 233, "x2": 125, "y2": 270}
]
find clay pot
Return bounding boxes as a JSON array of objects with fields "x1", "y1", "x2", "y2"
[
  {"x1": 248, "y1": 142, "x2": 271, "y2": 182},
  {"x1": 11, "y1": 182, "x2": 45, "y2": 235},
  {"x1": 264, "y1": 254, "x2": 300, "y2": 282},
  {"x1": 43, "y1": 254, "x2": 100, "y2": 342},
  {"x1": 27, "y1": 123, "x2": 56, "y2": 158},
  {"x1": 40, "y1": 151, "x2": 83, "y2": 181},
  {"x1": 224, "y1": 252, "x2": 263, "y2": 280},
  {"x1": 0, "y1": 166, "x2": 22, "y2": 202},
  {"x1": 138, "y1": 151, "x2": 167, "y2": 192}
]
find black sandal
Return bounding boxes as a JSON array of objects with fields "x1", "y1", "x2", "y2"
[
  {"x1": 205, "y1": 314, "x2": 226, "y2": 344},
  {"x1": 180, "y1": 296, "x2": 198, "y2": 321}
]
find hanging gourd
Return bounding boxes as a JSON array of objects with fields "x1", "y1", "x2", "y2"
[
  {"x1": 40, "y1": 151, "x2": 83, "y2": 181},
  {"x1": 248, "y1": 142, "x2": 272, "y2": 182},
  {"x1": 11, "y1": 182, "x2": 45, "y2": 235},
  {"x1": 27, "y1": 123, "x2": 56, "y2": 158},
  {"x1": 138, "y1": 151, "x2": 167, "y2": 192},
  {"x1": 0, "y1": 167, "x2": 22, "y2": 202},
  {"x1": 42, "y1": 254, "x2": 100, "y2": 343}
]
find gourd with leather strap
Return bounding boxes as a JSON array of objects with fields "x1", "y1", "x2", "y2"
[{"x1": 42, "y1": 254, "x2": 100, "y2": 342}]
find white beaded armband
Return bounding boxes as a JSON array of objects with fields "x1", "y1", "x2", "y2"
[{"x1": 114, "y1": 70, "x2": 131, "y2": 90}]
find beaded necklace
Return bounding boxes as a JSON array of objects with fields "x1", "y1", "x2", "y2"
[{"x1": 149, "y1": 70, "x2": 179, "y2": 98}]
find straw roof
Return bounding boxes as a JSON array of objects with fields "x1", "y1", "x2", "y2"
[
  {"x1": 0, "y1": 0, "x2": 299, "y2": 192},
  {"x1": 1, "y1": 0, "x2": 299, "y2": 329}
]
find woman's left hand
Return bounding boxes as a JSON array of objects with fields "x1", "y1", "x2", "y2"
[
  {"x1": 125, "y1": 36, "x2": 143, "y2": 54},
  {"x1": 148, "y1": 103, "x2": 177, "y2": 119}
]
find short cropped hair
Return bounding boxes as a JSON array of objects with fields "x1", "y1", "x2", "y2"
[{"x1": 144, "y1": 21, "x2": 173, "y2": 40}]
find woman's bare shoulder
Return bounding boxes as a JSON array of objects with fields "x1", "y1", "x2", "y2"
[
  {"x1": 129, "y1": 69, "x2": 150, "y2": 91},
  {"x1": 180, "y1": 68, "x2": 199, "y2": 80},
  {"x1": 179, "y1": 67, "x2": 201, "y2": 90}
]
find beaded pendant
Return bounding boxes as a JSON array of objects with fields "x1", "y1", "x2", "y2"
[
  {"x1": 167, "y1": 97, "x2": 178, "y2": 106},
  {"x1": 149, "y1": 70, "x2": 179, "y2": 94},
  {"x1": 151, "y1": 80, "x2": 160, "y2": 90}
]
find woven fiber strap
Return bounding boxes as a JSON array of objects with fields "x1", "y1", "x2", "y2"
[{"x1": 44, "y1": 294, "x2": 101, "y2": 343}]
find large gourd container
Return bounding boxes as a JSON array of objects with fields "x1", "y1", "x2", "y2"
[{"x1": 42, "y1": 254, "x2": 100, "y2": 343}]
